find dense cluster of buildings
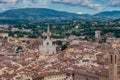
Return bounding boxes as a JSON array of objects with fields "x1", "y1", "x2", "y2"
[{"x1": 0, "y1": 26, "x2": 120, "y2": 80}]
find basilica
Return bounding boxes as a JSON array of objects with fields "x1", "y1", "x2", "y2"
[{"x1": 39, "y1": 26, "x2": 56, "y2": 55}]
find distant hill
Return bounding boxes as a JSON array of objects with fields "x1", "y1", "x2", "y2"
[
  {"x1": 94, "y1": 11, "x2": 120, "y2": 20},
  {"x1": 0, "y1": 8, "x2": 120, "y2": 21},
  {"x1": 0, "y1": 8, "x2": 90, "y2": 20}
]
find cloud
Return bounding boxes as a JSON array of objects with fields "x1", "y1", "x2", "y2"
[
  {"x1": 76, "y1": 11, "x2": 83, "y2": 14},
  {"x1": 52, "y1": 0, "x2": 104, "y2": 10},
  {"x1": 0, "y1": 0, "x2": 16, "y2": 3},
  {"x1": 110, "y1": 0, "x2": 120, "y2": 7},
  {"x1": 103, "y1": 0, "x2": 120, "y2": 7},
  {"x1": 0, "y1": 0, "x2": 119, "y2": 13},
  {"x1": 0, "y1": 0, "x2": 49, "y2": 12}
]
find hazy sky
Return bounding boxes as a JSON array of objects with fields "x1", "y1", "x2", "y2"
[{"x1": 0, "y1": 0, "x2": 120, "y2": 14}]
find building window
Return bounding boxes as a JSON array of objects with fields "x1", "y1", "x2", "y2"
[
  {"x1": 111, "y1": 55, "x2": 113, "y2": 63},
  {"x1": 115, "y1": 55, "x2": 117, "y2": 64},
  {"x1": 47, "y1": 42, "x2": 49, "y2": 45}
]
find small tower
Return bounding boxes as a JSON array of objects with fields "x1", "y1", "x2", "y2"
[
  {"x1": 109, "y1": 48, "x2": 118, "y2": 80},
  {"x1": 95, "y1": 31, "x2": 101, "y2": 39}
]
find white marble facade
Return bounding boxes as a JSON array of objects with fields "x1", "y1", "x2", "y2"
[{"x1": 39, "y1": 26, "x2": 56, "y2": 55}]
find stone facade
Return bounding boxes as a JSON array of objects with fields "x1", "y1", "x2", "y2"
[
  {"x1": 33, "y1": 73, "x2": 67, "y2": 80},
  {"x1": 39, "y1": 26, "x2": 56, "y2": 55},
  {"x1": 44, "y1": 73, "x2": 66, "y2": 80},
  {"x1": 74, "y1": 48, "x2": 119, "y2": 80},
  {"x1": 74, "y1": 70, "x2": 99, "y2": 80}
]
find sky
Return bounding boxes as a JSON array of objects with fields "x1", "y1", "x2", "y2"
[{"x1": 0, "y1": 0, "x2": 120, "y2": 14}]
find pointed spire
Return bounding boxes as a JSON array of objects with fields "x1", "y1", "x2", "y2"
[
  {"x1": 47, "y1": 25, "x2": 50, "y2": 34},
  {"x1": 47, "y1": 25, "x2": 51, "y2": 39}
]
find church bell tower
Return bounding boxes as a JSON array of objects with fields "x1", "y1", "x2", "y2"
[
  {"x1": 47, "y1": 25, "x2": 51, "y2": 39},
  {"x1": 109, "y1": 48, "x2": 118, "y2": 80}
]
